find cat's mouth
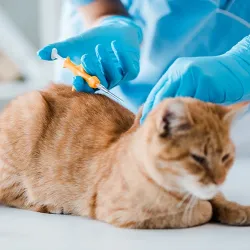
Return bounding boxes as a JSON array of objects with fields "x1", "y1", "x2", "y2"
[
  {"x1": 181, "y1": 177, "x2": 220, "y2": 200},
  {"x1": 187, "y1": 184, "x2": 219, "y2": 200},
  {"x1": 179, "y1": 175, "x2": 221, "y2": 200}
]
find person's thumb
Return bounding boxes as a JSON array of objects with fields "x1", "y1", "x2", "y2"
[
  {"x1": 37, "y1": 35, "x2": 83, "y2": 61},
  {"x1": 37, "y1": 42, "x2": 65, "y2": 61}
]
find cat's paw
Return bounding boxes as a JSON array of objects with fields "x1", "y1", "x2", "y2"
[
  {"x1": 34, "y1": 204, "x2": 65, "y2": 214},
  {"x1": 183, "y1": 200, "x2": 212, "y2": 227},
  {"x1": 213, "y1": 202, "x2": 250, "y2": 226}
]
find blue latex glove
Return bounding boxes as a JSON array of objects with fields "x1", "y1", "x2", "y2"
[
  {"x1": 141, "y1": 35, "x2": 250, "y2": 123},
  {"x1": 38, "y1": 16, "x2": 142, "y2": 93}
]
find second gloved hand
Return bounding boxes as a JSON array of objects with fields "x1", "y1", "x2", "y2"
[
  {"x1": 38, "y1": 16, "x2": 142, "y2": 92},
  {"x1": 141, "y1": 35, "x2": 250, "y2": 122}
]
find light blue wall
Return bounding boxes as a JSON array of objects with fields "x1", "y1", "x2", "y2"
[{"x1": 0, "y1": 0, "x2": 39, "y2": 48}]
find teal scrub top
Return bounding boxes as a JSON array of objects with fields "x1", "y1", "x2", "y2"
[{"x1": 55, "y1": 0, "x2": 250, "y2": 113}]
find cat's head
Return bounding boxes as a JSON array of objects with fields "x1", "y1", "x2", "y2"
[{"x1": 140, "y1": 98, "x2": 249, "y2": 200}]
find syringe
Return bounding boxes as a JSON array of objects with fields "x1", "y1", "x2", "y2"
[{"x1": 51, "y1": 48, "x2": 123, "y2": 103}]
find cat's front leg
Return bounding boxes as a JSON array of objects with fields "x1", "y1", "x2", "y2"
[
  {"x1": 111, "y1": 200, "x2": 212, "y2": 229},
  {"x1": 210, "y1": 192, "x2": 250, "y2": 226},
  {"x1": 139, "y1": 200, "x2": 212, "y2": 229}
]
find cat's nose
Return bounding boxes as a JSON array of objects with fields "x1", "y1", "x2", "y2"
[{"x1": 214, "y1": 176, "x2": 226, "y2": 185}]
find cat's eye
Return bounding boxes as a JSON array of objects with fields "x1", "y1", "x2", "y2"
[
  {"x1": 222, "y1": 154, "x2": 230, "y2": 162},
  {"x1": 191, "y1": 154, "x2": 206, "y2": 165}
]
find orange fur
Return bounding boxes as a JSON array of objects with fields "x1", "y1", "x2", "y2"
[{"x1": 0, "y1": 84, "x2": 250, "y2": 228}]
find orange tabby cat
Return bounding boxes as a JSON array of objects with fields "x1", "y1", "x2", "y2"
[{"x1": 0, "y1": 84, "x2": 250, "y2": 228}]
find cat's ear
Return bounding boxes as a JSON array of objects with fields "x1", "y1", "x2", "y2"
[
  {"x1": 223, "y1": 101, "x2": 250, "y2": 124},
  {"x1": 158, "y1": 99, "x2": 193, "y2": 137},
  {"x1": 129, "y1": 106, "x2": 143, "y2": 132},
  {"x1": 134, "y1": 105, "x2": 143, "y2": 125}
]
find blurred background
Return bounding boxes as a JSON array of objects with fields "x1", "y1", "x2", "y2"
[{"x1": 0, "y1": 0, "x2": 61, "y2": 105}]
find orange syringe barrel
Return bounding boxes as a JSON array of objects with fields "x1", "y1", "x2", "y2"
[{"x1": 63, "y1": 57, "x2": 100, "y2": 89}]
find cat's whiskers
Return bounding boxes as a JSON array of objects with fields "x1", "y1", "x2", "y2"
[
  {"x1": 183, "y1": 195, "x2": 195, "y2": 225},
  {"x1": 188, "y1": 196, "x2": 197, "y2": 225},
  {"x1": 176, "y1": 193, "x2": 191, "y2": 209}
]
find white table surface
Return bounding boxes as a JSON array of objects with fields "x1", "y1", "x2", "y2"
[{"x1": 0, "y1": 157, "x2": 250, "y2": 250}]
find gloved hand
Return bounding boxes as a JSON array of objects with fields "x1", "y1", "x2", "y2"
[
  {"x1": 141, "y1": 35, "x2": 250, "y2": 123},
  {"x1": 38, "y1": 16, "x2": 142, "y2": 93}
]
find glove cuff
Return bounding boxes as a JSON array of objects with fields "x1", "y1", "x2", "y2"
[
  {"x1": 71, "y1": 0, "x2": 94, "y2": 6},
  {"x1": 99, "y1": 15, "x2": 143, "y2": 44},
  {"x1": 226, "y1": 35, "x2": 250, "y2": 65}
]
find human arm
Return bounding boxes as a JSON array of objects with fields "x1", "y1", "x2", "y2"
[
  {"x1": 141, "y1": 35, "x2": 250, "y2": 123},
  {"x1": 75, "y1": 0, "x2": 129, "y2": 28}
]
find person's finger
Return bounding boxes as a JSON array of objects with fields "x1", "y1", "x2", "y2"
[
  {"x1": 37, "y1": 36, "x2": 83, "y2": 62},
  {"x1": 81, "y1": 54, "x2": 109, "y2": 89},
  {"x1": 95, "y1": 44, "x2": 123, "y2": 89},
  {"x1": 175, "y1": 71, "x2": 196, "y2": 97},
  {"x1": 37, "y1": 43, "x2": 58, "y2": 61},
  {"x1": 73, "y1": 76, "x2": 95, "y2": 93},
  {"x1": 219, "y1": 60, "x2": 244, "y2": 102},
  {"x1": 194, "y1": 78, "x2": 210, "y2": 102},
  {"x1": 208, "y1": 83, "x2": 225, "y2": 103},
  {"x1": 193, "y1": 73, "x2": 225, "y2": 103},
  {"x1": 141, "y1": 77, "x2": 180, "y2": 123},
  {"x1": 37, "y1": 40, "x2": 73, "y2": 61},
  {"x1": 150, "y1": 78, "x2": 180, "y2": 110},
  {"x1": 140, "y1": 80, "x2": 166, "y2": 123},
  {"x1": 111, "y1": 40, "x2": 140, "y2": 81}
]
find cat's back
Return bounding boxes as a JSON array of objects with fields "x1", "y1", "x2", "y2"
[{"x1": 0, "y1": 84, "x2": 135, "y2": 169}]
